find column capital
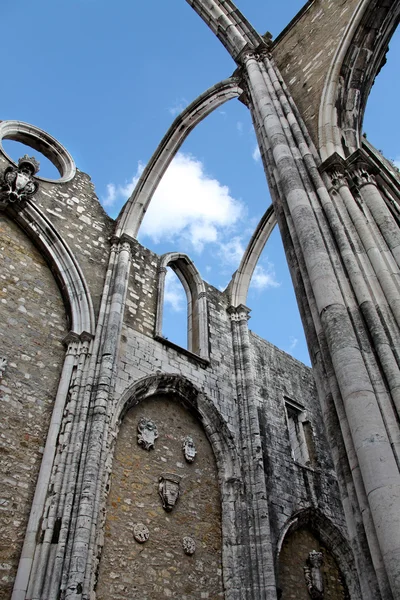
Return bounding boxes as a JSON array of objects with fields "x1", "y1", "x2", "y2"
[
  {"x1": 319, "y1": 152, "x2": 349, "y2": 190},
  {"x1": 346, "y1": 149, "x2": 379, "y2": 190},
  {"x1": 227, "y1": 304, "x2": 251, "y2": 322}
]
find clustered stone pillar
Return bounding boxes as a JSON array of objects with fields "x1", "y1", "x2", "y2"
[
  {"x1": 240, "y1": 48, "x2": 400, "y2": 599},
  {"x1": 228, "y1": 304, "x2": 277, "y2": 600}
]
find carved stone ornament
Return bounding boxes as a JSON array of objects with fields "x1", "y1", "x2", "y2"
[
  {"x1": 182, "y1": 435, "x2": 196, "y2": 463},
  {"x1": 137, "y1": 416, "x2": 158, "y2": 450},
  {"x1": 182, "y1": 536, "x2": 196, "y2": 555},
  {"x1": 304, "y1": 550, "x2": 324, "y2": 599},
  {"x1": 158, "y1": 472, "x2": 182, "y2": 512},
  {"x1": 0, "y1": 155, "x2": 40, "y2": 209},
  {"x1": 0, "y1": 356, "x2": 7, "y2": 378},
  {"x1": 133, "y1": 522, "x2": 149, "y2": 543}
]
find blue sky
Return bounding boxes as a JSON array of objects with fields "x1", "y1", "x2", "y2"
[{"x1": 2, "y1": 1, "x2": 399, "y2": 366}]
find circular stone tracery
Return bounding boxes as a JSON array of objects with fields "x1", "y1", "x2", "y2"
[{"x1": 0, "y1": 120, "x2": 76, "y2": 184}]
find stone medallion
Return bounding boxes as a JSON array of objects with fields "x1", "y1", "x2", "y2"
[
  {"x1": 133, "y1": 523, "x2": 149, "y2": 543},
  {"x1": 182, "y1": 536, "x2": 196, "y2": 555}
]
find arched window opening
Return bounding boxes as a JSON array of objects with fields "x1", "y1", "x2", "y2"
[
  {"x1": 2, "y1": 139, "x2": 60, "y2": 180},
  {"x1": 156, "y1": 253, "x2": 209, "y2": 360},
  {"x1": 161, "y1": 266, "x2": 188, "y2": 349},
  {"x1": 362, "y1": 26, "x2": 400, "y2": 166}
]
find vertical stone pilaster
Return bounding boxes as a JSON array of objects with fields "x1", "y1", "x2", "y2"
[{"x1": 228, "y1": 304, "x2": 277, "y2": 600}]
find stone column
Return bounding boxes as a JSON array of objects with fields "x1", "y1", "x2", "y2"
[
  {"x1": 349, "y1": 157, "x2": 400, "y2": 268},
  {"x1": 242, "y1": 49, "x2": 400, "y2": 597},
  {"x1": 228, "y1": 304, "x2": 277, "y2": 600},
  {"x1": 64, "y1": 235, "x2": 133, "y2": 600}
]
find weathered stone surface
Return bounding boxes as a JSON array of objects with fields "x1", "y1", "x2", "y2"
[
  {"x1": 96, "y1": 396, "x2": 223, "y2": 600},
  {"x1": 0, "y1": 215, "x2": 67, "y2": 600}
]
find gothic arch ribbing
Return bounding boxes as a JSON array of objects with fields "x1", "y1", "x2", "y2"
[
  {"x1": 229, "y1": 204, "x2": 276, "y2": 307},
  {"x1": 319, "y1": 0, "x2": 400, "y2": 160},
  {"x1": 186, "y1": 0, "x2": 262, "y2": 59},
  {"x1": 116, "y1": 77, "x2": 242, "y2": 239},
  {"x1": 11, "y1": 202, "x2": 95, "y2": 335}
]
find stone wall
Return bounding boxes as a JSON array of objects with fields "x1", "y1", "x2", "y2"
[
  {"x1": 0, "y1": 215, "x2": 67, "y2": 600},
  {"x1": 272, "y1": 0, "x2": 360, "y2": 145},
  {"x1": 96, "y1": 395, "x2": 223, "y2": 600},
  {"x1": 250, "y1": 333, "x2": 347, "y2": 548}
]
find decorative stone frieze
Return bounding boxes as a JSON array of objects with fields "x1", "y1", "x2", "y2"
[
  {"x1": 182, "y1": 536, "x2": 196, "y2": 555},
  {"x1": 0, "y1": 155, "x2": 39, "y2": 208},
  {"x1": 137, "y1": 417, "x2": 158, "y2": 450},
  {"x1": 158, "y1": 472, "x2": 182, "y2": 512},
  {"x1": 182, "y1": 435, "x2": 196, "y2": 463},
  {"x1": 304, "y1": 550, "x2": 324, "y2": 599},
  {"x1": 133, "y1": 523, "x2": 149, "y2": 543}
]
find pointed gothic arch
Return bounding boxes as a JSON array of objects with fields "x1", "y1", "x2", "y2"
[
  {"x1": 104, "y1": 373, "x2": 242, "y2": 598},
  {"x1": 156, "y1": 252, "x2": 209, "y2": 360},
  {"x1": 11, "y1": 202, "x2": 95, "y2": 336},
  {"x1": 319, "y1": 0, "x2": 400, "y2": 160},
  {"x1": 276, "y1": 508, "x2": 362, "y2": 600},
  {"x1": 116, "y1": 77, "x2": 242, "y2": 239},
  {"x1": 229, "y1": 204, "x2": 277, "y2": 307}
]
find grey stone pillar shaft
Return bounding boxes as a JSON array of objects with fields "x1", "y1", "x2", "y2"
[
  {"x1": 243, "y1": 50, "x2": 400, "y2": 597},
  {"x1": 229, "y1": 305, "x2": 277, "y2": 600},
  {"x1": 64, "y1": 239, "x2": 132, "y2": 600},
  {"x1": 357, "y1": 177, "x2": 400, "y2": 268}
]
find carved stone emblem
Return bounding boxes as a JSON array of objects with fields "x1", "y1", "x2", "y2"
[
  {"x1": 0, "y1": 357, "x2": 7, "y2": 378},
  {"x1": 182, "y1": 536, "x2": 196, "y2": 555},
  {"x1": 133, "y1": 522, "x2": 149, "y2": 543},
  {"x1": 182, "y1": 435, "x2": 196, "y2": 463},
  {"x1": 158, "y1": 472, "x2": 182, "y2": 512},
  {"x1": 0, "y1": 155, "x2": 40, "y2": 209},
  {"x1": 304, "y1": 550, "x2": 324, "y2": 599},
  {"x1": 137, "y1": 416, "x2": 158, "y2": 450}
]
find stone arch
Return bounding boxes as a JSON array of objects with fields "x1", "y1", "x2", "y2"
[
  {"x1": 186, "y1": 0, "x2": 262, "y2": 59},
  {"x1": 100, "y1": 373, "x2": 241, "y2": 598},
  {"x1": 116, "y1": 77, "x2": 242, "y2": 239},
  {"x1": 156, "y1": 252, "x2": 209, "y2": 359},
  {"x1": 9, "y1": 201, "x2": 95, "y2": 336},
  {"x1": 229, "y1": 204, "x2": 276, "y2": 307},
  {"x1": 276, "y1": 508, "x2": 361, "y2": 600},
  {"x1": 319, "y1": 0, "x2": 400, "y2": 160},
  {"x1": 112, "y1": 373, "x2": 238, "y2": 479}
]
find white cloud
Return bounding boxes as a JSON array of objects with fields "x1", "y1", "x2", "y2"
[
  {"x1": 252, "y1": 145, "x2": 261, "y2": 162},
  {"x1": 102, "y1": 162, "x2": 144, "y2": 208},
  {"x1": 164, "y1": 268, "x2": 186, "y2": 312},
  {"x1": 139, "y1": 152, "x2": 244, "y2": 252},
  {"x1": 250, "y1": 264, "x2": 280, "y2": 290},
  {"x1": 288, "y1": 336, "x2": 298, "y2": 352},
  {"x1": 218, "y1": 236, "x2": 245, "y2": 267},
  {"x1": 168, "y1": 98, "x2": 188, "y2": 116},
  {"x1": 236, "y1": 121, "x2": 243, "y2": 134}
]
